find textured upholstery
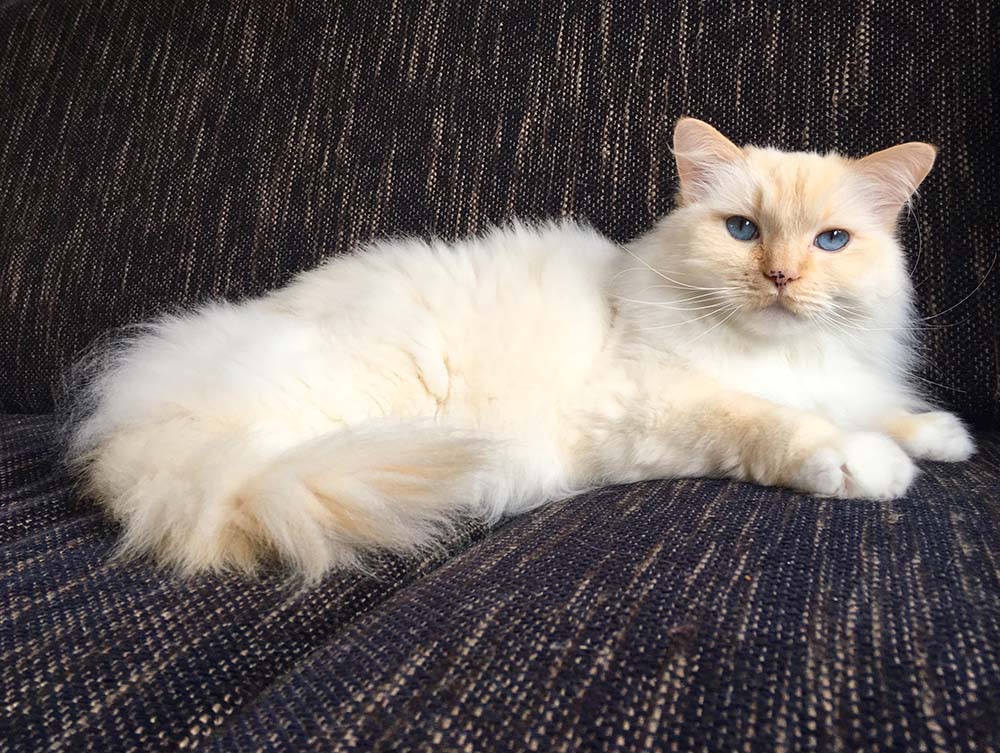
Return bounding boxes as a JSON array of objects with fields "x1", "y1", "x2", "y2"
[
  {"x1": 2, "y1": 1, "x2": 999, "y2": 751},
  {"x1": 0, "y1": 413, "x2": 490, "y2": 751},
  {"x1": 2, "y1": 413, "x2": 999, "y2": 752},
  {"x1": 0, "y1": 0, "x2": 997, "y2": 423}
]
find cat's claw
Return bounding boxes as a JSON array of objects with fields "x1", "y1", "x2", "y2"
[
  {"x1": 795, "y1": 432, "x2": 917, "y2": 500},
  {"x1": 895, "y1": 411, "x2": 975, "y2": 462}
]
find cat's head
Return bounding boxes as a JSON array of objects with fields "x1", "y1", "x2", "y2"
[{"x1": 656, "y1": 118, "x2": 936, "y2": 337}]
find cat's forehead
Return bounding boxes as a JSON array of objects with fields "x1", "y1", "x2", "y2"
[{"x1": 735, "y1": 147, "x2": 856, "y2": 226}]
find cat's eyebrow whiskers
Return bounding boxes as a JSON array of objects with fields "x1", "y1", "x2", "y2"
[{"x1": 878, "y1": 245, "x2": 995, "y2": 317}]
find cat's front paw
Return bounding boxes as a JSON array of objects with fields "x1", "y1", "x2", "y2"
[
  {"x1": 794, "y1": 432, "x2": 917, "y2": 500},
  {"x1": 890, "y1": 411, "x2": 975, "y2": 462}
]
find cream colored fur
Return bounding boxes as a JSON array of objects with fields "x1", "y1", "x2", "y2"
[{"x1": 68, "y1": 118, "x2": 975, "y2": 579}]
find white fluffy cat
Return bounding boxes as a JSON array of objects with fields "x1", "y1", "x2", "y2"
[{"x1": 68, "y1": 118, "x2": 975, "y2": 579}]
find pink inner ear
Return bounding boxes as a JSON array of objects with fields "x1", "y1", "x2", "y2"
[
  {"x1": 855, "y1": 143, "x2": 937, "y2": 225},
  {"x1": 672, "y1": 119, "x2": 743, "y2": 202}
]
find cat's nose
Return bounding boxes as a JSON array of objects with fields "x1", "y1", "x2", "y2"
[{"x1": 766, "y1": 269, "x2": 800, "y2": 288}]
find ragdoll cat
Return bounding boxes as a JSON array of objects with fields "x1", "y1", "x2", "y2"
[{"x1": 68, "y1": 118, "x2": 975, "y2": 579}]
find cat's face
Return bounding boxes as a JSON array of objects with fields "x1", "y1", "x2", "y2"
[{"x1": 666, "y1": 119, "x2": 936, "y2": 337}]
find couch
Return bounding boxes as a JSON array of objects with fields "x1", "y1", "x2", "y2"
[{"x1": 1, "y1": 1, "x2": 998, "y2": 751}]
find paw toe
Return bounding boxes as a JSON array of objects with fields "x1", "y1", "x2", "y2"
[{"x1": 796, "y1": 433, "x2": 916, "y2": 501}]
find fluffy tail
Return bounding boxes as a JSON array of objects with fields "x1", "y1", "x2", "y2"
[
  {"x1": 240, "y1": 426, "x2": 494, "y2": 578},
  {"x1": 74, "y1": 422, "x2": 495, "y2": 580}
]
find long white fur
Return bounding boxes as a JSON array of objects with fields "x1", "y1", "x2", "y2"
[{"x1": 67, "y1": 121, "x2": 974, "y2": 579}]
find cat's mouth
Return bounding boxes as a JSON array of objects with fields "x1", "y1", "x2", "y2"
[
  {"x1": 739, "y1": 287, "x2": 820, "y2": 330},
  {"x1": 761, "y1": 303, "x2": 797, "y2": 318},
  {"x1": 733, "y1": 296, "x2": 812, "y2": 337},
  {"x1": 759, "y1": 297, "x2": 799, "y2": 317}
]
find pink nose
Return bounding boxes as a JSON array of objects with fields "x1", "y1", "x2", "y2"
[{"x1": 766, "y1": 269, "x2": 800, "y2": 288}]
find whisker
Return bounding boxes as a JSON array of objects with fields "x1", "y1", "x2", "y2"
[
  {"x1": 633, "y1": 304, "x2": 737, "y2": 331},
  {"x1": 916, "y1": 250, "x2": 998, "y2": 322},
  {"x1": 814, "y1": 309, "x2": 935, "y2": 356},
  {"x1": 614, "y1": 268, "x2": 740, "y2": 293},
  {"x1": 826, "y1": 300, "x2": 868, "y2": 317},
  {"x1": 810, "y1": 311, "x2": 866, "y2": 346},
  {"x1": 828, "y1": 303, "x2": 969, "y2": 332},
  {"x1": 809, "y1": 312, "x2": 955, "y2": 388},
  {"x1": 611, "y1": 295, "x2": 728, "y2": 312},
  {"x1": 906, "y1": 203, "x2": 925, "y2": 285},
  {"x1": 630, "y1": 285, "x2": 734, "y2": 299},
  {"x1": 632, "y1": 276, "x2": 739, "y2": 289},
  {"x1": 824, "y1": 304, "x2": 960, "y2": 333},
  {"x1": 615, "y1": 244, "x2": 741, "y2": 292},
  {"x1": 683, "y1": 305, "x2": 744, "y2": 344},
  {"x1": 611, "y1": 266, "x2": 654, "y2": 281},
  {"x1": 908, "y1": 372, "x2": 967, "y2": 394}
]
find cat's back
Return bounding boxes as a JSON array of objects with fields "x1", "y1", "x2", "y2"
[
  {"x1": 255, "y1": 219, "x2": 622, "y2": 428},
  {"x1": 271, "y1": 220, "x2": 620, "y2": 326},
  {"x1": 72, "y1": 220, "x2": 625, "y2": 481}
]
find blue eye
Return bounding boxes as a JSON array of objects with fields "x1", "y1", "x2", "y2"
[
  {"x1": 815, "y1": 229, "x2": 850, "y2": 251},
  {"x1": 725, "y1": 216, "x2": 759, "y2": 241}
]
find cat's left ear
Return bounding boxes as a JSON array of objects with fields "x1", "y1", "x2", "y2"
[{"x1": 854, "y1": 142, "x2": 938, "y2": 226}]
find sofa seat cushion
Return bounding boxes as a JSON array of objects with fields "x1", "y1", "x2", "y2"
[
  {"x1": 2, "y1": 413, "x2": 999, "y2": 752},
  {"x1": 0, "y1": 414, "x2": 487, "y2": 751}
]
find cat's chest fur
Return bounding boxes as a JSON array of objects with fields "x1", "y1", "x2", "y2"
[{"x1": 672, "y1": 333, "x2": 900, "y2": 429}]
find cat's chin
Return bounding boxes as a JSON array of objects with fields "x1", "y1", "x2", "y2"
[{"x1": 736, "y1": 302, "x2": 813, "y2": 337}]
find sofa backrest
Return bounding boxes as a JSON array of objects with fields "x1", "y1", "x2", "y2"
[{"x1": 1, "y1": 0, "x2": 997, "y2": 424}]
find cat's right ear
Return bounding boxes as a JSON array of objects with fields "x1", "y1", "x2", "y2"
[{"x1": 672, "y1": 118, "x2": 744, "y2": 204}]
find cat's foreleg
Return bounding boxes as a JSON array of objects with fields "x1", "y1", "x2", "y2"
[
  {"x1": 601, "y1": 379, "x2": 918, "y2": 500},
  {"x1": 882, "y1": 411, "x2": 976, "y2": 462}
]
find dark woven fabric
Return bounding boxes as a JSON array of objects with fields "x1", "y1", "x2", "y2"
[
  {"x1": 2, "y1": 2, "x2": 1000, "y2": 752},
  {"x1": 209, "y1": 443, "x2": 1000, "y2": 753},
  {"x1": 0, "y1": 414, "x2": 491, "y2": 752},
  {"x1": 1, "y1": 413, "x2": 999, "y2": 752},
  {"x1": 0, "y1": 0, "x2": 997, "y2": 423}
]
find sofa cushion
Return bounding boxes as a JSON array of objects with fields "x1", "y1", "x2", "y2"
[
  {"x1": 0, "y1": 0, "x2": 997, "y2": 424},
  {"x1": 3, "y1": 413, "x2": 999, "y2": 752},
  {"x1": 0, "y1": 414, "x2": 488, "y2": 751}
]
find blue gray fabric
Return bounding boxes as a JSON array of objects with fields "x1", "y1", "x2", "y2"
[{"x1": 2, "y1": 414, "x2": 1000, "y2": 751}]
